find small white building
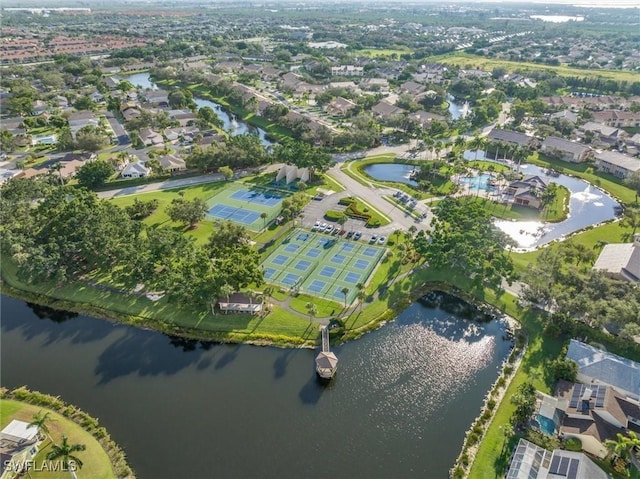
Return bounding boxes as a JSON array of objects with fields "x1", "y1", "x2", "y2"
[
  {"x1": 121, "y1": 162, "x2": 150, "y2": 179},
  {"x1": 276, "y1": 165, "x2": 310, "y2": 184},
  {"x1": 593, "y1": 234, "x2": 640, "y2": 282},
  {"x1": 0, "y1": 419, "x2": 41, "y2": 479}
]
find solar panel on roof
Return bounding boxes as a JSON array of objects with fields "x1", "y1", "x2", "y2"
[
  {"x1": 550, "y1": 455, "x2": 561, "y2": 473},
  {"x1": 567, "y1": 458, "x2": 579, "y2": 479},
  {"x1": 596, "y1": 386, "x2": 606, "y2": 407},
  {"x1": 559, "y1": 456, "x2": 570, "y2": 475},
  {"x1": 570, "y1": 386, "x2": 583, "y2": 408}
]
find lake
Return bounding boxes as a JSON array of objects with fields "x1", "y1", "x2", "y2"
[
  {"x1": 363, "y1": 163, "x2": 418, "y2": 186},
  {"x1": 0, "y1": 293, "x2": 511, "y2": 479}
]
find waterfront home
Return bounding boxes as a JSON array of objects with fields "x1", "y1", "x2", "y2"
[
  {"x1": 593, "y1": 150, "x2": 640, "y2": 179},
  {"x1": 505, "y1": 175, "x2": 547, "y2": 209},
  {"x1": 121, "y1": 162, "x2": 150, "y2": 179},
  {"x1": 593, "y1": 234, "x2": 640, "y2": 282},
  {"x1": 505, "y1": 438, "x2": 608, "y2": 479},
  {"x1": 555, "y1": 380, "x2": 640, "y2": 458},
  {"x1": 566, "y1": 339, "x2": 640, "y2": 398},
  {"x1": 0, "y1": 420, "x2": 41, "y2": 479},
  {"x1": 487, "y1": 128, "x2": 535, "y2": 149},
  {"x1": 540, "y1": 136, "x2": 591, "y2": 163}
]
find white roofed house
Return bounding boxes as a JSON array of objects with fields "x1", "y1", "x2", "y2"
[
  {"x1": 593, "y1": 234, "x2": 640, "y2": 282},
  {"x1": 0, "y1": 420, "x2": 42, "y2": 479},
  {"x1": 593, "y1": 150, "x2": 640, "y2": 179},
  {"x1": 121, "y1": 162, "x2": 150, "y2": 179}
]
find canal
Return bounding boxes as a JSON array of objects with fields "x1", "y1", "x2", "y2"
[
  {"x1": 1, "y1": 293, "x2": 511, "y2": 479},
  {"x1": 120, "y1": 72, "x2": 274, "y2": 147}
]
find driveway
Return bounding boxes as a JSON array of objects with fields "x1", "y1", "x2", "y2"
[{"x1": 104, "y1": 111, "x2": 130, "y2": 146}]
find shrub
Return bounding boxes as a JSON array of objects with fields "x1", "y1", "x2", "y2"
[
  {"x1": 564, "y1": 437, "x2": 582, "y2": 452},
  {"x1": 487, "y1": 398, "x2": 496, "y2": 410},
  {"x1": 324, "y1": 210, "x2": 345, "y2": 221}
]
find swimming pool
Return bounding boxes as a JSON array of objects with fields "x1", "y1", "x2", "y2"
[{"x1": 460, "y1": 173, "x2": 495, "y2": 192}]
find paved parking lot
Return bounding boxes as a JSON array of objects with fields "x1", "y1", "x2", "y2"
[{"x1": 300, "y1": 191, "x2": 398, "y2": 244}]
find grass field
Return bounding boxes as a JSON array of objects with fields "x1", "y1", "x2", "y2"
[
  {"x1": 0, "y1": 400, "x2": 115, "y2": 479},
  {"x1": 430, "y1": 52, "x2": 640, "y2": 84},
  {"x1": 262, "y1": 229, "x2": 385, "y2": 304},
  {"x1": 356, "y1": 47, "x2": 413, "y2": 58}
]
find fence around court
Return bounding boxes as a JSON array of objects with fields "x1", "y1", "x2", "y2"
[{"x1": 261, "y1": 229, "x2": 386, "y2": 304}]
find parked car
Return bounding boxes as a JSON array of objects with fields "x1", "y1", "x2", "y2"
[
  {"x1": 346, "y1": 231, "x2": 354, "y2": 239},
  {"x1": 325, "y1": 225, "x2": 334, "y2": 234},
  {"x1": 331, "y1": 227, "x2": 339, "y2": 235},
  {"x1": 378, "y1": 236, "x2": 386, "y2": 244},
  {"x1": 354, "y1": 231, "x2": 362, "y2": 240},
  {"x1": 312, "y1": 220, "x2": 321, "y2": 231},
  {"x1": 370, "y1": 234, "x2": 378, "y2": 243},
  {"x1": 320, "y1": 222, "x2": 327, "y2": 231}
]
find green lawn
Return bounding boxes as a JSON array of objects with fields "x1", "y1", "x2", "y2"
[
  {"x1": 356, "y1": 47, "x2": 413, "y2": 58},
  {"x1": 431, "y1": 52, "x2": 640, "y2": 84},
  {"x1": 0, "y1": 400, "x2": 115, "y2": 479}
]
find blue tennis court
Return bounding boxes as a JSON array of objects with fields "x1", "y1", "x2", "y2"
[
  {"x1": 363, "y1": 247, "x2": 378, "y2": 257},
  {"x1": 333, "y1": 287, "x2": 347, "y2": 299},
  {"x1": 207, "y1": 204, "x2": 261, "y2": 225},
  {"x1": 295, "y1": 260, "x2": 311, "y2": 271},
  {"x1": 319, "y1": 266, "x2": 337, "y2": 278},
  {"x1": 264, "y1": 267, "x2": 276, "y2": 279},
  {"x1": 331, "y1": 254, "x2": 346, "y2": 264},
  {"x1": 307, "y1": 280, "x2": 327, "y2": 293},
  {"x1": 306, "y1": 248, "x2": 321, "y2": 258},
  {"x1": 341, "y1": 243, "x2": 356, "y2": 252},
  {"x1": 272, "y1": 254, "x2": 288, "y2": 265},
  {"x1": 284, "y1": 244, "x2": 300, "y2": 253},
  {"x1": 281, "y1": 273, "x2": 301, "y2": 286},
  {"x1": 296, "y1": 232, "x2": 309, "y2": 241},
  {"x1": 344, "y1": 272, "x2": 361, "y2": 283},
  {"x1": 230, "y1": 188, "x2": 283, "y2": 207},
  {"x1": 354, "y1": 259, "x2": 370, "y2": 270}
]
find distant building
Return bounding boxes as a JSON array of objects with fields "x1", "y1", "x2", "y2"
[
  {"x1": 276, "y1": 165, "x2": 309, "y2": 184},
  {"x1": 593, "y1": 150, "x2": 640, "y2": 179},
  {"x1": 330, "y1": 65, "x2": 364, "y2": 77},
  {"x1": 487, "y1": 128, "x2": 535, "y2": 149},
  {"x1": 540, "y1": 136, "x2": 591, "y2": 163},
  {"x1": 217, "y1": 292, "x2": 263, "y2": 315},
  {"x1": 157, "y1": 154, "x2": 187, "y2": 173}
]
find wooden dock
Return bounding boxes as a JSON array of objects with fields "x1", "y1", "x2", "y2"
[{"x1": 315, "y1": 326, "x2": 338, "y2": 380}]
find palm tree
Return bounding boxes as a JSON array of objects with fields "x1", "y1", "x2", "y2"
[
  {"x1": 454, "y1": 135, "x2": 466, "y2": 152},
  {"x1": 49, "y1": 161, "x2": 64, "y2": 185},
  {"x1": 623, "y1": 207, "x2": 640, "y2": 234},
  {"x1": 305, "y1": 302, "x2": 317, "y2": 323},
  {"x1": 28, "y1": 410, "x2": 53, "y2": 443},
  {"x1": 605, "y1": 431, "x2": 640, "y2": 466},
  {"x1": 46, "y1": 436, "x2": 86, "y2": 479},
  {"x1": 341, "y1": 287, "x2": 350, "y2": 308},
  {"x1": 469, "y1": 135, "x2": 485, "y2": 161},
  {"x1": 392, "y1": 229, "x2": 402, "y2": 243},
  {"x1": 260, "y1": 212, "x2": 268, "y2": 230},
  {"x1": 357, "y1": 290, "x2": 366, "y2": 311}
]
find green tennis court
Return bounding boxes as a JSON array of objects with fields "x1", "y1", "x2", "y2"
[
  {"x1": 262, "y1": 229, "x2": 385, "y2": 304},
  {"x1": 205, "y1": 183, "x2": 288, "y2": 231}
]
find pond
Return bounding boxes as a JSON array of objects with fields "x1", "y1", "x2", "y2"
[
  {"x1": 1, "y1": 292, "x2": 511, "y2": 479},
  {"x1": 494, "y1": 164, "x2": 620, "y2": 249},
  {"x1": 119, "y1": 72, "x2": 273, "y2": 146},
  {"x1": 448, "y1": 94, "x2": 471, "y2": 120},
  {"x1": 363, "y1": 163, "x2": 418, "y2": 186}
]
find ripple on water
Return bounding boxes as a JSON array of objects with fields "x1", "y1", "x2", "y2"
[{"x1": 347, "y1": 315, "x2": 496, "y2": 435}]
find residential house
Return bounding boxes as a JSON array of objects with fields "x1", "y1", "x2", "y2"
[
  {"x1": 555, "y1": 380, "x2": 640, "y2": 458},
  {"x1": 68, "y1": 110, "x2": 99, "y2": 140},
  {"x1": 0, "y1": 118, "x2": 26, "y2": 136},
  {"x1": 593, "y1": 150, "x2": 640, "y2": 179},
  {"x1": 280, "y1": 72, "x2": 304, "y2": 90},
  {"x1": 592, "y1": 234, "x2": 640, "y2": 282},
  {"x1": 359, "y1": 78, "x2": 390, "y2": 93},
  {"x1": 325, "y1": 97, "x2": 356, "y2": 117},
  {"x1": 550, "y1": 109, "x2": 579, "y2": 124},
  {"x1": 143, "y1": 89, "x2": 169, "y2": 107},
  {"x1": 328, "y1": 81, "x2": 358, "y2": 91},
  {"x1": 330, "y1": 65, "x2": 364, "y2": 77},
  {"x1": 505, "y1": 438, "x2": 608, "y2": 479},
  {"x1": 157, "y1": 154, "x2": 187, "y2": 173},
  {"x1": 31, "y1": 100, "x2": 48, "y2": 116},
  {"x1": 168, "y1": 110, "x2": 198, "y2": 127},
  {"x1": 138, "y1": 129, "x2": 164, "y2": 147},
  {"x1": 592, "y1": 110, "x2": 640, "y2": 128},
  {"x1": 566, "y1": 339, "x2": 640, "y2": 397},
  {"x1": 399, "y1": 80, "x2": 425, "y2": 96},
  {"x1": 506, "y1": 175, "x2": 547, "y2": 209},
  {"x1": 58, "y1": 159, "x2": 87, "y2": 178},
  {"x1": 121, "y1": 162, "x2": 150, "y2": 179},
  {"x1": 62, "y1": 152, "x2": 96, "y2": 162},
  {"x1": 487, "y1": 128, "x2": 535, "y2": 149},
  {"x1": 371, "y1": 100, "x2": 405, "y2": 120},
  {"x1": 103, "y1": 76, "x2": 120, "y2": 90},
  {"x1": 579, "y1": 122, "x2": 626, "y2": 148},
  {"x1": 0, "y1": 420, "x2": 41, "y2": 479},
  {"x1": 541, "y1": 137, "x2": 592, "y2": 163},
  {"x1": 411, "y1": 110, "x2": 446, "y2": 129}
]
